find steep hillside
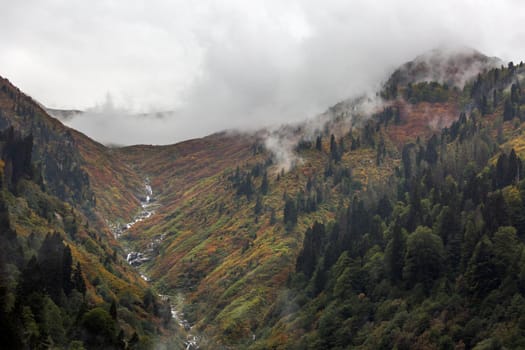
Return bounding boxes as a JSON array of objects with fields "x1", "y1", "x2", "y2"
[
  {"x1": 46, "y1": 107, "x2": 83, "y2": 122},
  {"x1": 1, "y1": 48, "x2": 520, "y2": 349},
  {"x1": 382, "y1": 47, "x2": 500, "y2": 95},
  {"x1": 0, "y1": 128, "x2": 173, "y2": 349},
  {"x1": 251, "y1": 60, "x2": 525, "y2": 349},
  {"x1": 0, "y1": 76, "x2": 142, "y2": 223},
  {"x1": 105, "y1": 49, "x2": 507, "y2": 348}
]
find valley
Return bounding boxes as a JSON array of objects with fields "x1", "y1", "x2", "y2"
[
  {"x1": 114, "y1": 180, "x2": 202, "y2": 349},
  {"x1": 3, "y1": 49, "x2": 525, "y2": 349}
]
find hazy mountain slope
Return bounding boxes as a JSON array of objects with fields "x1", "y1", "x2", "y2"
[
  {"x1": 0, "y1": 48, "x2": 512, "y2": 349},
  {"x1": 106, "y1": 50, "x2": 499, "y2": 347},
  {"x1": 0, "y1": 128, "x2": 174, "y2": 349},
  {"x1": 0, "y1": 76, "x2": 143, "y2": 223},
  {"x1": 45, "y1": 107, "x2": 83, "y2": 122},
  {"x1": 382, "y1": 47, "x2": 501, "y2": 93},
  {"x1": 251, "y1": 60, "x2": 525, "y2": 350}
]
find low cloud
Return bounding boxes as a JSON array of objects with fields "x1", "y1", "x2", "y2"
[
  {"x1": 263, "y1": 92, "x2": 385, "y2": 172},
  {"x1": 3, "y1": 1, "x2": 525, "y2": 145}
]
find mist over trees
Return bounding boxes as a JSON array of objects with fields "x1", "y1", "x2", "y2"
[{"x1": 262, "y1": 61, "x2": 525, "y2": 349}]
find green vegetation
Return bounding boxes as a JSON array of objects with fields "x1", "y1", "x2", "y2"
[
  {"x1": 249, "y1": 62, "x2": 525, "y2": 349},
  {"x1": 0, "y1": 128, "x2": 172, "y2": 348},
  {"x1": 405, "y1": 81, "x2": 452, "y2": 104},
  {"x1": 4, "y1": 53, "x2": 525, "y2": 349}
]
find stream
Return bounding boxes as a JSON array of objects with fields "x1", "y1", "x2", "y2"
[{"x1": 110, "y1": 180, "x2": 201, "y2": 350}]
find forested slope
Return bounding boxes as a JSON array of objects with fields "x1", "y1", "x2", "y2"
[{"x1": 253, "y1": 60, "x2": 525, "y2": 349}]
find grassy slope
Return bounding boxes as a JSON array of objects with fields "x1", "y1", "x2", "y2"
[
  {"x1": 1, "y1": 167, "x2": 165, "y2": 344},
  {"x1": 0, "y1": 76, "x2": 173, "y2": 345},
  {"x1": 0, "y1": 55, "x2": 481, "y2": 347},
  {"x1": 9, "y1": 177, "x2": 149, "y2": 301},
  {"x1": 0, "y1": 76, "x2": 143, "y2": 223},
  {"x1": 113, "y1": 97, "x2": 459, "y2": 345},
  {"x1": 252, "y1": 73, "x2": 525, "y2": 350}
]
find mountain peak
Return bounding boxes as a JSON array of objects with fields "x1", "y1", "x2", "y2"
[{"x1": 388, "y1": 46, "x2": 501, "y2": 89}]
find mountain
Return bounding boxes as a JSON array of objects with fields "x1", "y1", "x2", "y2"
[
  {"x1": 0, "y1": 76, "x2": 145, "y2": 222},
  {"x1": 383, "y1": 47, "x2": 501, "y2": 93},
  {"x1": 111, "y1": 49, "x2": 505, "y2": 346},
  {"x1": 3, "y1": 48, "x2": 525, "y2": 349},
  {"x1": 0, "y1": 78, "x2": 176, "y2": 349},
  {"x1": 46, "y1": 107, "x2": 83, "y2": 122}
]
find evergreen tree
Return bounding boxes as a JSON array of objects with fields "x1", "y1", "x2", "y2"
[
  {"x1": 495, "y1": 152, "x2": 508, "y2": 188},
  {"x1": 62, "y1": 246, "x2": 74, "y2": 296},
  {"x1": 296, "y1": 222, "x2": 325, "y2": 278},
  {"x1": 38, "y1": 232, "x2": 70, "y2": 303},
  {"x1": 110, "y1": 299, "x2": 118, "y2": 320},
  {"x1": 254, "y1": 196, "x2": 263, "y2": 216},
  {"x1": 511, "y1": 83, "x2": 521, "y2": 104},
  {"x1": 504, "y1": 98, "x2": 514, "y2": 121},
  {"x1": 377, "y1": 195, "x2": 393, "y2": 219},
  {"x1": 425, "y1": 134, "x2": 439, "y2": 164},
  {"x1": 403, "y1": 226, "x2": 445, "y2": 289},
  {"x1": 315, "y1": 135, "x2": 322, "y2": 151},
  {"x1": 269, "y1": 208, "x2": 276, "y2": 225},
  {"x1": 385, "y1": 222, "x2": 405, "y2": 283},
  {"x1": 465, "y1": 236, "x2": 499, "y2": 299},
  {"x1": 329, "y1": 134, "x2": 341, "y2": 162},
  {"x1": 260, "y1": 171, "x2": 269, "y2": 195},
  {"x1": 483, "y1": 191, "x2": 509, "y2": 234},
  {"x1": 351, "y1": 136, "x2": 360, "y2": 150},
  {"x1": 507, "y1": 149, "x2": 520, "y2": 185},
  {"x1": 17, "y1": 255, "x2": 43, "y2": 300},
  {"x1": 480, "y1": 94, "x2": 488, "y2": 115},
  {"x1": 73, "y1": 262, "x2": 86, "y2": 296},
  {"x1": 283, "y1": 198, "x2": 298, "y2": 226}
]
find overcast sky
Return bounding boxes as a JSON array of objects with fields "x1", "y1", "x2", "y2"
[{"x1": 2, "y1": 0, "x2": 525, "y2": 145}]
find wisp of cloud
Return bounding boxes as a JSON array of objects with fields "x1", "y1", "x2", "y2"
[{"x1": 2, "y1": 0, "x2": 525, "y2": 145}]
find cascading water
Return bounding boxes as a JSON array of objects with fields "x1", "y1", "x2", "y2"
[{"x1": 111, "y1": 179, "x2": 200, "y2": 349}]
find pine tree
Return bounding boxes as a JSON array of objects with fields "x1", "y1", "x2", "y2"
[
  {"x1": 38, "y1": 232, "x2": 67, "y2": 303},
  {"x1": 315, "y1": 136, "x2": 322, "y2": 151},
  {"x1": 465, "y1": 236, "x2": 499, "y2": 298},
  {"x1": 480, "y1": 94, "x2": 488, "y2": 115},
  {"x1": 495, "y1": 152, "x2": 508, "y2": 188},
  {"x1": 73, "y1": 262, "x2": 86, "y2": 296},
  {"x1": 283, "y1": 198, "x2": 298, "y2": 226},
  {"x1": 403, "y1": 226, "x2": 445, "y2": 290},
  {"x1": 17, "y1": 255, "x2": 43, "y2": 299},
  {"x1": 425, "y1": 134, "x2": 439, "y2": 164},
  {"x1": 504, "y1": 98, "x2": 514, "y2": 121},
  {"x1": 511, "y1": 83, "x2": 521, "y2": 104},
  {"x1": 377, "y1": 195, "x2": 392, "y2": 219},
  {"x1": 296, "y1": 222, "x2": 325, "y2": 278},
  {"x1": 385, "y1": 222, "x2": 405, "y2": 283},
  {"x1": 110, "y1": 299, "x2": 118, "y2": 320},
  {"x1": 330, "y1": 134, "x2": 340, "y2": 162},
  {"x1": 62, "y1": 245, "x2": 74, "y2": 296},
  {"x1": 269, "y1": 208, "x2": 276, "y2": 225},
  {"x1": 254, "y1": 196, "x2": 263, "y2": 216},
  {"x1": 507, "y1": 149, "x2": 520, "y2": 185},
  {"x1": 260, "y1": 171, "x2": 269, "y2": 195}
]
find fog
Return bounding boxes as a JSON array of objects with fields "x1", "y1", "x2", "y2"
[{"x1": 2, "y1": 0, "x2": 525, "y2": 145}]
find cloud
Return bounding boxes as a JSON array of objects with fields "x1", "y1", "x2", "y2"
[{"x1": 2, "y1": 0, "x2": 525, "y2": 145}]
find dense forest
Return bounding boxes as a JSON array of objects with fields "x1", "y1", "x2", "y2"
[
  {"x1": 2, "y1": 53, "x2": 525, "y2": 349},
  {"x1": 0, "y1": 128, "x2": 173, "y2": 349},
  {"x1": 252, "y1": 62, "x2": 525, "y2": 349}
]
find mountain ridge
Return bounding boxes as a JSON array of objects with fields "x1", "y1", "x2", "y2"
[{"x1": 2, "y1": 47, "x2": 524, "y2": 348}]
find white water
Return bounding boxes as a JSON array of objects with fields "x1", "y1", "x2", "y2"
[{"x1": 111, "y1": 180, "x2": 200, "y2": 349}]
